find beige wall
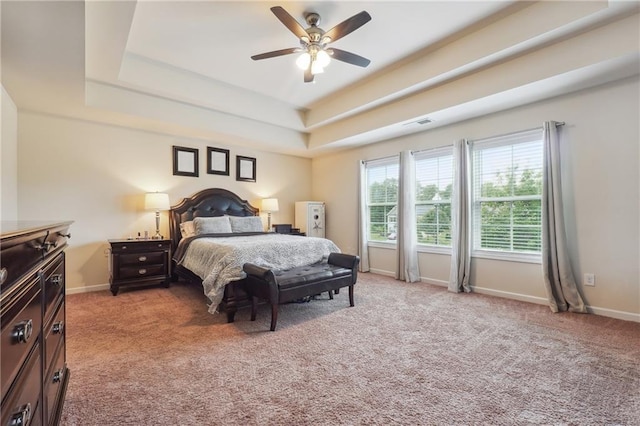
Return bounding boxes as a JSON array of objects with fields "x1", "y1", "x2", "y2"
[
  {"x1": 1, "y1": 85, "x2": 18, "y2": 221},
  {"x1": 17, "y1": 112, "x2": 311, "y2": 292},
  {"x1": 312, "y1": 77, "x2": 640, "y2": 321}
]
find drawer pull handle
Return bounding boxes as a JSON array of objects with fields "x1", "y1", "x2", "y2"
[
  {"x1": 58, "y1": 232, "x2": 71, "y2": 239},
  {"x1": 9, "y1": 403, "x2": 31, "y2": 426},
  {"x1": 52, "y1": 367, "x2": 65, "y2": 383},
  {"x1": 51, "y1": 274, "x2": 63, "y2": 285},
  {"x1": 0, "y1": 267, "x2": 7, "y2": 285},
  {"x1": 13, "y1": 319, "x2": 33, "y2": 344},
  {"x1": 138, "y1": 256, "x2": 147, "y2": 262},
  {"x1": 53, "y1": 321, "x2": 65, "y2": 335},
  {"x1": 36, "y1": 240, "x2": 58, "y2": 252},
  {"x1": 138, "y1": 269, "x2": 147, "y2": 275}
]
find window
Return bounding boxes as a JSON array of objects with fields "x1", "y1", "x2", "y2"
[
  {"x1": 471, "y1": 129, "x2": 543, "y2": 257},
  {"x1": 415, "y1": 147, "x2": 453, "y2": 247},
  {"x1": 365, "y1": 157, "x2": 399, "y2": 242}
]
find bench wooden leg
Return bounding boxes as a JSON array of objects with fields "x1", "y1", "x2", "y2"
[
  {"x1": 251, "y1": 296, "x2": 258, "y2": 321},
  {"x1": 328, "y1": 290, "x2": 333, "y2": 300},
  {"x1": 349, "y1": 285, "x2": 354, "y2": 307},
  {"x1": 270, "y1": 303, "x2": 278, "y2": 331}
]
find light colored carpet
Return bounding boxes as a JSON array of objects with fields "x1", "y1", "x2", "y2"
[{"x1": 60, "y1": 273, "x2": 639, "y2": 425}]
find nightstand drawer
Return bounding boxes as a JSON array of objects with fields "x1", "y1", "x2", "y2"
[
  {"x1": 119, "y1": 252, "x2": 166, "y2": 266},
  {"x1": 118, "y1": 264, "x2": 166, "y2": 280},
  {"x1": 111, "y1": 241, "x2": 170, "y2": 252}
]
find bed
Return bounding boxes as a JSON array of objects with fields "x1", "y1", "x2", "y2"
[{"x1": 169, "y1": 188, "x2": 339, "y2": 322}]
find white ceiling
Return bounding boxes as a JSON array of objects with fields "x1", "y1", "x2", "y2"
[{"x1": 2, "y1": 1, "x2": 639, "y2": 158}]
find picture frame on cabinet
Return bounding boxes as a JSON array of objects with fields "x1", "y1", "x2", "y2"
[
  {"x1": 236, "y1": 155, "x2": 256, "y2": 182},
  {"x1": 207, "y1": 147, "x2": 230, "y2": 176},
  {"x1": 173, "y1": 145, "x2": 199, "y2": 177}
]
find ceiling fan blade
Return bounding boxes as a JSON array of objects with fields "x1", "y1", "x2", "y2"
[
  {"x1": 304, "y1": 66, "x2": 314, "y2": 83},
  {"x1": 329, "y1": 48, "x2": 371, "y2": 67},
  {"x1": 251, "y1": 47, "x2": 299, "y2": 61},
  {"x1": 270, "y1": 6, "x2": 309, "y2": 40},
  {"x1": 323, "y1": 11, "x2": 371, "y2": 43}
]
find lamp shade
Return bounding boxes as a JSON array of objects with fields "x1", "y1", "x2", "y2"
[
  {"x1": 262, "y1": 198, "x2": 279, "y2": 213},
  {"x1": 145, "y1": 192, "x2": 170, "y2": 211}
]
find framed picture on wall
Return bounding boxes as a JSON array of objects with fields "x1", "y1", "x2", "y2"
[
  {"x1": 207, "y1": 147, "x2": 230, "y2": 176},
  {"x1": 173, "y1": 146, "x2": 199, "y2": 177},
  {"x1": 236, "y1": 155, "x2": 256, "y2": 182}
]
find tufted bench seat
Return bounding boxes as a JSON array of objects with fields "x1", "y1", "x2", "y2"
[{"x1": 242, "y1": 253, "x2": 360, "y2": 331}]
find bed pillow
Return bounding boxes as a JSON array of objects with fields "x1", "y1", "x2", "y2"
[
  {"x1": 193, "y1": 216, "x2": 232, "y2": 235},
  {"x1": 228, "y1": 215, "x2": 263, "y2": 233},
  {"x1": 179, "y1": 221, "x2": 196, "y2": 238}
]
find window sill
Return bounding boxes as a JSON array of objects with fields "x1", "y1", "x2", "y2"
[
  {"x1": 472, "y1": 249, "x2": 541, "y2": 264},
  {"x1": 417, "y1": 245, "x2": 452, "y2": 255},
  {"x1": 368, "y1": 241, "x2": 397, "y2": 250}
]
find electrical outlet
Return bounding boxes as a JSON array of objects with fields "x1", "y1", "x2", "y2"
[{"x1": 583, "y1": 273, "x2": 595, "y2": 287}]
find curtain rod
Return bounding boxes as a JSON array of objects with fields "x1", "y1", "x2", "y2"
[
  {"x1": 468, "y1": 121, "x2": 565, "y2": 144},
  {"x1": 412, "y1": 143, "x2": 454, "y2": 156}
]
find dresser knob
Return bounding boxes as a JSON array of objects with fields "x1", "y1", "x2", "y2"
[
  {"x1": 138, "y1": 269, "x2": 147, "y2": 275},
  {"x1": 53, "y1": 321, "x2": 64, "y2": 335},
  {"x1": 52, "y1": 368, "x2": 65, "y2": 383},
  {"x1": 13, "y1": 319, "x2": 33, "y2": 344},
  {"x1": 138, "y1": 256, "x2": 147, "y2": 262},
  {"x1": 58, "y1": 232, "x2": 71, "y2": 239},
  {"x1": 35, "y1": 241, "x2": 57, "y2": 253},
  {"x1": 0, "y1": 267, "x2": 7, "y2": 285},
  {"x1": 51, "y1": 274, "x2": 63, "y2": 286},
  {"x1": 9, "y1": 403, "x2": 31, "y2": 426}
]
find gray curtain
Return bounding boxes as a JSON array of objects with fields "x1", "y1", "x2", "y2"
[
  {"x1": 358, "y1": 160, "x2": 370, "y2": 272},
  {"x1": 397, "y1": 150, "x2": 420, "y2": 282},
  {"x1": 541, "y1": 121, "x2": 586, "y2": 313},
  {"x1": 449, "y1": 139, "x2": 471, "y2": 293}
]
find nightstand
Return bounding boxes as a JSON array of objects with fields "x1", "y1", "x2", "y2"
[
  {"x1": 272, "y1": 224, "x2": 306, "y2": 236},
  {"x1": 108, "y1": 239, "x2": 171, "y2": 295}
]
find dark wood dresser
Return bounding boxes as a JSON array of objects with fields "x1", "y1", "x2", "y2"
[{"x1": 1, "y1": 221, "x2": 72, "y2": 426}]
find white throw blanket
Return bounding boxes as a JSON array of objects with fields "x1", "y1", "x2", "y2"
[{"x1": 178, "y1": 234, "x2": 340, "y2": 313}]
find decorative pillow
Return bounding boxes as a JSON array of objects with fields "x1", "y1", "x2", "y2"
[
  {"x1": 179, "y1": 221, "x2": 196, "y2": 238},
  {"x1": 228, "y1": 215, "x2": 263, "y2": 233},
  {"x1": 193, "y1": 216, "x2": 232, "y2": 235}
]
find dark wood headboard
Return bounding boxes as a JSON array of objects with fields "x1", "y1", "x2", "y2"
[{"x1": 169, "y1": 188, "x2": 259, "y2": 252}]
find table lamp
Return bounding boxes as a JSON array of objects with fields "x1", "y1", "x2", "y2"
[
  {"x1": 262, "y1": 198, "x2": 279, "y2": 232},
  {"x1": 145, "y1": 192, "x2": 170, "y2": 239}
]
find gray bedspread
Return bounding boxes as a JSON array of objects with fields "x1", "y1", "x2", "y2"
[{"x1": 176, "y1": 233, "x2": 340, "y2": 313}]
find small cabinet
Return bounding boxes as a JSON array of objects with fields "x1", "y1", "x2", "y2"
[{"x1": 108, "y1": 239, "x2": 171, "y2": 295}]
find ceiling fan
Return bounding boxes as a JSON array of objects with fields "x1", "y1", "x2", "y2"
[{"x1": 251, "y1": 6, "x2": 372, "y2": 83}]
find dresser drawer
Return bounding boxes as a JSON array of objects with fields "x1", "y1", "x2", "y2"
[
  {"x1": 1, "y1": 277, "x2": 42, "y2": 399},
  {"x1": 44, "y1": 301, "x2": 65, "y2": 373},
  {"x1": 43, "y1": 254, "x2": 64, "y2": 322},
  {"x1": 44, "y1": 345, "x2": 67, "y2": 426},
  {"x1": 118, "y1": 264, "x2": 167, "y2": 280},
  {"x1": 1, "y1": 343, "x2": 42, "y2": 426},
  {"x1": 119, "y1": 251, "x2": 166, "y2": 266},
  {"x1": 111, "y1": 241, "x2": 170, "y2": 253}
]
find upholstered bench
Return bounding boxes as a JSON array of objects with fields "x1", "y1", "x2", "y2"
[{"x1": 242, "y1": 253, "x2": 360, "y2": 331}]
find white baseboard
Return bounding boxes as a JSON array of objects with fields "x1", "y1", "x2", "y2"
[
  {"x1": 585, "y1": 305, "x2": 640, "y2": 323},
  {"x1": 468, "y1": 285, "x2": 640, "y2": 323},
  {"x1": 67, "y1": 277, "x2": 640, "y2": 323},
  {"x1": 66, "y1": 283, "x2": 110, "y2": 295},
  {"x1": 471, "y1": 285, "x2": 549, "y2": 306},
  {"x1": 368, "y1": 268, "x2": 395, "y2": 277}
]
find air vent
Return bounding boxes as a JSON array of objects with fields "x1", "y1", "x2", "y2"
[{"x1": 403, "y1": 118, "x2": 433, "y2": 126}]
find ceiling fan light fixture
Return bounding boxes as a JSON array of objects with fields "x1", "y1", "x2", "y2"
[
  {"x1": 296, "y1": 52, "x2": 311, "y2": 70},
  {"x1": 316, "y1": 49, "x2": 331, "y2": 68},
  {"x1": 311, "y1": 60, "x2": 325, "y2": 75}
]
